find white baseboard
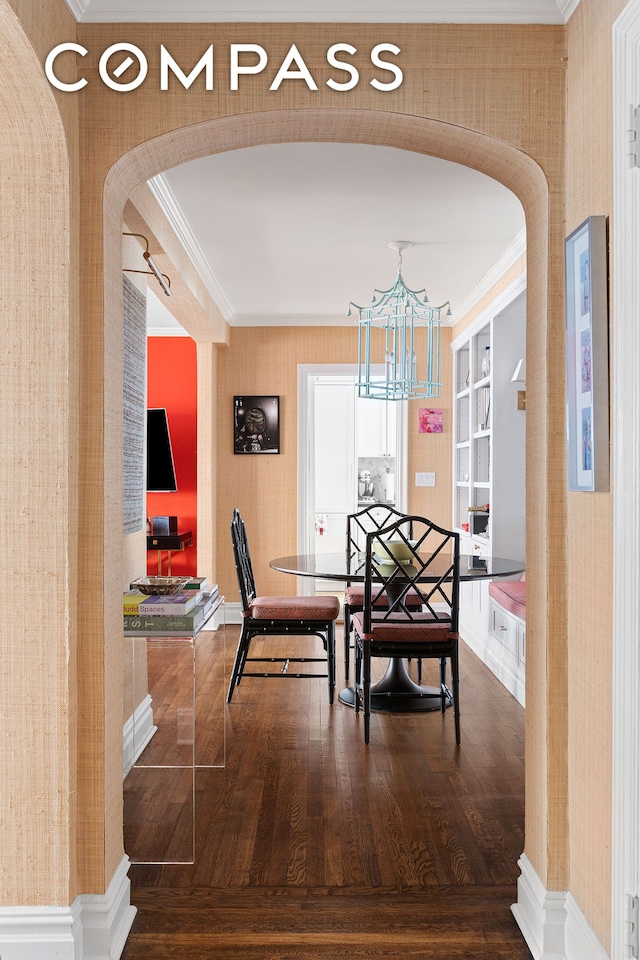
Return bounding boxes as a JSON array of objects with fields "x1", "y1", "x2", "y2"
[
  {"x1": 511, "y1": 854, "x2": 609, "y2": 960},
  {"x1": 224, "y1": 601, "x2": 242, "y2": 624},
  {"x1": 0, "y1": 901, "x2": 82, "y2": 960},
  {"x1": 211, "y1": 602, "x2": 226, "y2": 629},
  {"x1": 123, "y1": 694, "x2": 157, "y2": 778},
  {"x1": 78, "y1": 857, "x2": 137, "y2": 960},
  {"x1": 0, "y1": 856, "x2": 136, "y2": 960},
  {"x1": 565, "y1": 892, "x2": 610, "y2": 960}
]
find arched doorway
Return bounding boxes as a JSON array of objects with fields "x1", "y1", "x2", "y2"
[{"x1": 99, "y1": 108, "x2": 564, "y2": 940}]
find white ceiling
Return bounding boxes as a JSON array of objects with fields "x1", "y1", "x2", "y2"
[{"x1": 66, "y1": 0, "x2": 580, "y2": 25}]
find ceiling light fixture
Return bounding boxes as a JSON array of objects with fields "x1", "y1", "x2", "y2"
[
  {"x1": 348, "y1": 240, "x2": 450, "y2": 401},
  {"x1": 123, "y1": 232, "x2": 172, "y2": 296}
]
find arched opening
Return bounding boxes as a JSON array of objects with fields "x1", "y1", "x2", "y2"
[{"x1": 103, "y1": 108, "x2": 560, "y2": 899}]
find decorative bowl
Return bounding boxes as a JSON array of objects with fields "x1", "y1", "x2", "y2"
[
  {"x1": 374, "y1": 540, "x2": 417, "y2": 563},
  {"x1": 130, "y1": 576, "x2": 191, "y2": 596}
]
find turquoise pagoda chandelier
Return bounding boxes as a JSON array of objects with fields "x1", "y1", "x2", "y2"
[{"x1": 348, "y1": 240, "x2": 451, "y2": 401}]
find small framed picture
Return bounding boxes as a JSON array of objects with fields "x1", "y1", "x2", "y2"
[
  {"x1": 234, "y1": 396, "x2": 280, "y2": 454},
  {"x1": 418, "y1": 408, "x2": 443, "y2": 434},
  {"x1": 564, "y1": 216, "x2": 609, "y2": 491}
]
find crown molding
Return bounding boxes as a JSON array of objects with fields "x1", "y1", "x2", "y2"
[
  {"x1": 558, "y1": 0, "x2": 583, "y2": 20},
  {"x1": 63, "y1": 0, "x2": 90, "y2": 19},
  {"x1": 234, "y1": 312, "x2": 358, "y2": 327},
  {"x1": 450, "y1": 227, "x2": 526, "y2": 326},
  {"x1": 67, "y1": 0, "x2": 575, "y2": 25},
  {"x1": 147, "y1": 174, "x2": 237, "y2": 324}
]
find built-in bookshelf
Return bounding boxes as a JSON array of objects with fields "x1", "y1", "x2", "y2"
[{"x1": 451, "y1": 279, "x2": 526, "y2": 703}]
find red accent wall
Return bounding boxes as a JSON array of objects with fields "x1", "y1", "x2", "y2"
[{"x1": 146, "y1": 337, "x2": 198, "y2": 577}]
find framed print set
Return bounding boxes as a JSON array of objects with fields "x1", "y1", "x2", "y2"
[
  {"x1": 565, "y1": 216, "x2": 609, "y2": 492},
  {"x1": 234, "y1": 395, "x2": 280, "y2": 454}
]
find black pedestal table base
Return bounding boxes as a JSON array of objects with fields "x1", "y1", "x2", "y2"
[{"x1": 338, "y1": 657, "x2": 450, "y2": 712}]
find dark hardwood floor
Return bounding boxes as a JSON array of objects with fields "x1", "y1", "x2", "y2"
[{"x1": 122, "y1": 624, "x2": 531, "y2": 959}]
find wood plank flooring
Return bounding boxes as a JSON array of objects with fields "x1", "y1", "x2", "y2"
[{"x1": 122, "y1": 625, "x2": 531, "y2": 959}]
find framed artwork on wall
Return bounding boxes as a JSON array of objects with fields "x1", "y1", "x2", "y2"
[
  {"x1": 418, "y1": 408, "x2": 444, "y2": 433},
  {"x1": 565, "y1": 215, "x2": 609, "y2": 492},
  {"x1": 234, "y1": 395, "x2": 280, "y2": 454}
]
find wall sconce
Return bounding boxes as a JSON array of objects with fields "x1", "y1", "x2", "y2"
[
  {"x1": 511, "y1": 358, "x2": 526, "y2": 410},
  {"x1": 123, "y1": 232, "x2": 172, "y2": 296}
]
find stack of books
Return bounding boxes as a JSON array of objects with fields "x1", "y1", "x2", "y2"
[{"x1": 123, "y1": 577, "x2": 219, "y2": 635}]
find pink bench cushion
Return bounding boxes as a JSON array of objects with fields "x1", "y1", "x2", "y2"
[
  {"x1": 488, "y1": 580, "x2": 526, "y2": 619},
  {"x1": 249, "y1": 595, "x2": 340, "y2": 621},
  {"x1": 352, "y1": 610, "x2": 454, "y2": 643}
]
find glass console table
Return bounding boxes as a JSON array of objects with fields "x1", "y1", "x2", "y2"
[{"x1": 123, "y1": 595, "x2": 225, "y2": 864}]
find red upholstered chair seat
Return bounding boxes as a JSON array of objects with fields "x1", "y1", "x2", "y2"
[
  {"x1": 249, "y1": 595, "x2": 340, "y2": 621},
  {"x1": 345, "y1": 584, "x2": 423, "y2": 608},
  {"x1": 488, "y1": 579, "x2": 526, "y2": 620},
  {"x1": 351, "y1": 610, "x2": 454, "y2": 643}
]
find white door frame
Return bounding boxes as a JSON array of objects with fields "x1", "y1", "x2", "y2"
[
  {"x1": 297, "y1": 363, "x2": 408, "y2": 595},
  {"x1": 612, "y1": 2, "x2": 640, "y2": 955}
]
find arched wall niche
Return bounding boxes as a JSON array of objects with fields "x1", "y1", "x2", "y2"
[{"x1": 103, "y1": 107, "x2": 566, "y2": 889}]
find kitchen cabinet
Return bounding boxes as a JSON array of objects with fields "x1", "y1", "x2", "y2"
[{"x1": 355, "y1": 394, "x2": 396, "y2": 458}]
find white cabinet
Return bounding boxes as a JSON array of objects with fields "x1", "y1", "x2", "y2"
[
  {"x1": 355, "y1": 395, "x2": 396, "y2": 457},
  {"x1": 451, "y1": 284, "x2": 526, "y2": 704},
  {"x1": 487, "y1": 599, "x2": 526, "y2": 704},
  {"x1": 489, "y1": 601, "x2": 520, "y2": 667}
]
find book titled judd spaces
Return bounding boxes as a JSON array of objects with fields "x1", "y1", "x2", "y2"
[{"x1": 137, "y1": 591, "x2": 200, "y2": 615}]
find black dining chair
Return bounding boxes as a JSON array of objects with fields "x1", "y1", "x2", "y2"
[
  {"x1": 351, "y1": 514, "x2": 461, "y2": 745},
  {"x1": 228, "y1": 508, "x2": 340, "y2": 704},
  {"x1": 344, "y1": 504, "x2": 422, "y2": 684}
]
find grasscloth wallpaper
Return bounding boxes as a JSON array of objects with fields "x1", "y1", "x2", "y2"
[{"x1": 0, "y1": 1, "x2": 621, "y2": 950}]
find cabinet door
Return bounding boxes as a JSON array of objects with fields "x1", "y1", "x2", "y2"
[
  {"x1": 385, "y1": 401, "x2": 397, "y2": 456},
  {"x1": 314, "y1": 381, "x2": 355, "y2": 513},
  {"x1": 355, "y1": 395, "x2": 396, "y2": 457},
  {"x1": 489, "y1": 601, "x2": 519, "y2": 665}
]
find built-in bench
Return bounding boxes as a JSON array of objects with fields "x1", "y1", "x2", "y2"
[
  {"x1": 488, "y1": 571, "x2": 526, "y2": 620},
  {"x1": 488, "y1": 572, "x2": 526, "y2": 672}
]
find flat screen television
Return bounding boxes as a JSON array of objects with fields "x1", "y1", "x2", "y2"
[{"x1": 146, "y1": 407, "x2": 178, "y2": 492}]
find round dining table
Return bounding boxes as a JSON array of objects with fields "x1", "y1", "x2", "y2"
[{"x1": 269, "y1": 551, "x2": 526, "y2": 713}]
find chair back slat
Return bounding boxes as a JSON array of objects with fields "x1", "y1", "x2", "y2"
[
  {"x1": 346, "y1": 504, "x2": 414, "y2": 577},
  {"x1": 230, "y1": 508, "x2": 257, "y2": 613},
  {"x1": 362, "y1": 515, "x2": 460, "y2": 633}
]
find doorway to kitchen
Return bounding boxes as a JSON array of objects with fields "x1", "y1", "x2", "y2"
[{"x1": 297, "y1": 363, "x2": 408, "y2": 597}]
